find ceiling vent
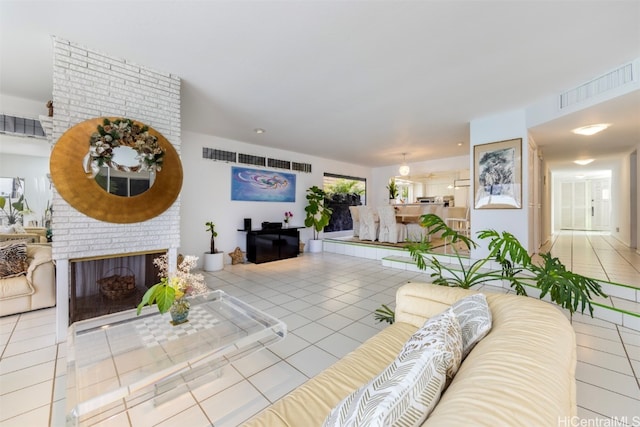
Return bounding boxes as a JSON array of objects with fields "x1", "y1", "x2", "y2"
[
  {"x1": 0, "y1": 114, "x2": 46, "y2": 138},
  {"x1": 559, "y1": 62, "x2": 635, "y2": 109}
]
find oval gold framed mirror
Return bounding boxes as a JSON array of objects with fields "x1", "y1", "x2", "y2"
[{"x1": 50, "y1": 117, "x2": 183, "y2": 223}]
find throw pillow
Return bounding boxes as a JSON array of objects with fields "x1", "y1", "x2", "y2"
[
  {"x1": 0, "y1": 241, "x2": 29, "y2": 278},
  {"x1": 398, "y1": 308, "x2": 463, "y2": 378},
  {"x1": 450, "y1": 293, "x2": 493, "y2": 359},
  {"x1": 323, "y1": 348, "x2": 451, "y2": 427}
]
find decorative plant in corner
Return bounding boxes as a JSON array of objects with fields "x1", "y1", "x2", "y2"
[
  {"x1": 304, "y1": 186, "x2": 333, "y2": 241},
  {"x1": 374, "y1": 213, "x2": 607, "y2": 324},
  {"x1": 205, "y1": 221, "x2": 218, "y2": 254}
]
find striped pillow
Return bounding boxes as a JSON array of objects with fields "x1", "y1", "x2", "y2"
[
  {"x1": 451, "y1": 293, "x2": 492, "y2": 359},
  {"x1": 0, "y1": 241, "x2": 29, "y2": 278},
  {"x1": 398, "y1": 308, "x2": 463, "y2": 378},
  {"x1": 323, "y1": 348, "x2": 451, "y2": 427}
]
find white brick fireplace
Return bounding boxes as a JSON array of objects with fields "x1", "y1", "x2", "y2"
[{"x1": 49, "y1": 37, "x2": 182, "y2": 341}]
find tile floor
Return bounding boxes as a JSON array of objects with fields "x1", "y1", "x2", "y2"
[{"x1": 1, "y1": 232, "x2": 639, "y2": 426}]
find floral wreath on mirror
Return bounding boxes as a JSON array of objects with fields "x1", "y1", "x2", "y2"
[{"x1": 87, "y1": 118, "x2": 165, "y2": 177}]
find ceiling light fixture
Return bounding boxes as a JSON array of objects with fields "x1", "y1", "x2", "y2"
[
  {"x1": 571, "y1": 123, "x2": 611, "y2": 136},
  {"x1": 254, "y1": 128, "x2": 266, "y2": 134},
  {"x1": 573, "y1": 159, "x2": 594, "y2": 166},
  {"x1": 398, "y1": 153, "x2": 410, "y2": 176}
]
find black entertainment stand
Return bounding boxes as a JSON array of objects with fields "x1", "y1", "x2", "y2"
[{"x1": 244, "y1": 227, "x2": 301, "y2": 264}]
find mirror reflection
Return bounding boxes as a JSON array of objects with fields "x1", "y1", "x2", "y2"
[{"x1": 95, "y1": 167, "x2": 155, "y2": 197}]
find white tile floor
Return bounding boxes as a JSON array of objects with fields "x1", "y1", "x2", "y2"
[{"x1": 1, "y1": 234, "x2": 639, "y2": 426}]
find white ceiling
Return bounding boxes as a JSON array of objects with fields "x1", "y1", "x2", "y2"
[{"x1": 1, "y1": 1, "x2": 639, "y2": 169}]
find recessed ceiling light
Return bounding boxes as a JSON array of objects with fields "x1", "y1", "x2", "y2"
[
  {"x1": 457, "y1": 142, "x2": 463, "y2": 147},
  {"x1": 254, "y1": 128, "x2": 266, "y2": 134},
  {"x1": 574, "y1": 159, "x2": 594, "y2": 166},
  {"x1": 571, "y1": 123, "x2": 611, "y2": 136}
]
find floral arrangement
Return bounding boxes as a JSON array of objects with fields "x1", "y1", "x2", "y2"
[
  {"x1": 284, "y1": 211, "x2": 293, "y2": 223},
  {"x1": 88, "y1": 118, "x2": 165, "y2": 176},
  {"x1": 136, "y1": 254, "x2": 208, "y2": 315}
]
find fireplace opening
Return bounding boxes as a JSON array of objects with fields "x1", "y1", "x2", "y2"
[{"x1": 69, "y1": 251, "x2": 165, "y2": 324}]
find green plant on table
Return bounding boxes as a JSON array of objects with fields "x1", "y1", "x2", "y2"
[
  {"x1": 375, "y1": 213, "x2": 607, "y2": 324},
  {"x1": 386, "y1": 178, "x2": 399, "y2": 200},
  {"x1": 137, "y1": 254, "x2": 208, "y2": 315}
]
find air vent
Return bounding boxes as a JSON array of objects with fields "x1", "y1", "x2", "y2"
[
  {"x1": 292, "y1": 162, "x2": 312, "y2": 173},
  {"x1": 267, "y1": 158, "x2": 291, "y2": 170},
  {"x1": 0, "y1": 115, "x2": 46, "y2": 138},
  {"x1": 560, "y1": 62, "x2": 635, "y2": 109},
  {"x1": 202, "y1": 147, "x2": 236, "y2": 162},
  {"x1": 238, "y1": 153, "x2": 266, "y2": 167}
]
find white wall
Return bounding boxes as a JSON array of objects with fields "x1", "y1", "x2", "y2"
[
  {"x1": 178, "y1": 130, "x2": 372, "y2": 265},
  {"x1": 470, "y1": 110, "x2": 530, "y2": 258}
]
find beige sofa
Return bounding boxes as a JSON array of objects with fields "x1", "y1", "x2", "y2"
[
  {"x1": 0, "y1": 244, "x2": 56, "y2": 316},
  {"x1": 244, "y1": 283, "x2": 576, "y2": 426}
]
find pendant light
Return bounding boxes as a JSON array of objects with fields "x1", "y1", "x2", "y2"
[{"x1": 399, "y1": 153, "x2": 410, "y2": 176}]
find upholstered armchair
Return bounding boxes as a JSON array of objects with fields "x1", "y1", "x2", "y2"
[
  {"x1": 377, "y1": 206, "x2": 407, "y2": 244},
  {"x1": 358, "y1": 206, "x2": 379, "y2": 241},
  {"x1": 348, "y1": 206, "x2": 360, "y2": 237}
]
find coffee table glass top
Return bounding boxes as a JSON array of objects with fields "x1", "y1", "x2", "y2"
[{"x1": 66, "y1": 290, "x2": 286, "y2": 426}]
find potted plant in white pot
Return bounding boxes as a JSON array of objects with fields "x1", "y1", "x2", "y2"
[
  {"x1": 203, "y1": 221, "x2": 224, "y2": 271},
  {"x1": 304, "y1": 186, "x2": 333, "y2": 253}
]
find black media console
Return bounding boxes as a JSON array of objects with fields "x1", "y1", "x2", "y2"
[{"x1": 245, "y1": 227, "x2": 301, "y2": 264}]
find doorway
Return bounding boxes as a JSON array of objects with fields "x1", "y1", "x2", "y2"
[{"x1": 557, "y1": 173, "x2": 611, "y2": 231}]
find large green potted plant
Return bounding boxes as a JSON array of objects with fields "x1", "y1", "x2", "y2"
[
  {"x1": 304, "y1": 186, "x2": 333, "y2": 253},
  {"x1": 375, "y1": 213, "x2": 607, "y2": 324},
  {"x1": 203, "y1": 221, "x2": 223, "y2": 271}
]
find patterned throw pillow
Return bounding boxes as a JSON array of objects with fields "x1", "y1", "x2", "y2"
[
  {"x1": 398, "y1": 308, "x2": 463, "y2": 378},
  {"x1": 451, "y1": 293, "x2": 493, "y2": 359},
  {"x1": 0, "y1": 242, "x2": 29, "y2": 278},
  {"x1": 323, "y1": 348, "x2": 451, "y2": 427}
]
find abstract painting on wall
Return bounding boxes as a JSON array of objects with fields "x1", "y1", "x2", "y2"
[
  {"x1": 231, "y1": 166, "x2": 296, "y2": 202},
  {"x1": 474, "y1": 138, "x2": 522, "y2": 209}
]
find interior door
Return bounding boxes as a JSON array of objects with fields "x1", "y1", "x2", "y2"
[{"x1": 560, "y1": 178, "x2": 610, "y2": 231}]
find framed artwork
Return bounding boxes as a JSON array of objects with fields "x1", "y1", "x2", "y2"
[
  {"x1": 231, "y1": 166, "x2": 296, "y2": 202},
  {"x1": 474, "y1": 138, "x2": 522, "y2": 209}
]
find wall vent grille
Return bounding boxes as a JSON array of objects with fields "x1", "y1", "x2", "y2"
[
  {"x1": 267, "y1": 158, "x2": 291, "y2": 170},
  {"x1": 0, "y1": 115, "x2": 46, "y2": 138},
  {"x1": 292, "y1": 162, "x2": 312, "y2": 173},
  {"x1": 202, "y1": 147, "x2": 236, "y2": 162},
  {"x1": 560, "y1": 62, "x2": 635, "y2": 109},
  {"x1": 238, "y1": 153, "x2": 266, "y2": 167}
]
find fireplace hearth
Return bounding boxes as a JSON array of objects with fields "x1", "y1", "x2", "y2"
[{"x1": 69, "y1": 251, "x2": 165, "y2": 323}]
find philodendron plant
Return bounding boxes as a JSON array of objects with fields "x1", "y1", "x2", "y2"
[{"x1": 374, "y1": 213, "x2": 607, "y2": 324}]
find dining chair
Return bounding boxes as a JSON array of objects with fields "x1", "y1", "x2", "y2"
[
  {"x1": 358, "y1": 206, "x2": 379, "y2": 241},
  {"x1": 348, "y1": 206, "x2": 360, "y2": 237},
  {"x1": 377, "y1": 206, "x2": 407, "y2": 244}
]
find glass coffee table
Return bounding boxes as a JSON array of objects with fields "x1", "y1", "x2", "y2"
[{"x1": 66, "y1": 290, "x2": 286, "y2": 426}]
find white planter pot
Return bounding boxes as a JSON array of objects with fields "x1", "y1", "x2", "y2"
[
  {"x1": 203, "y1": 252, "x2": 224, "y2": 271},
  {"x1": 308, "y1": 239, "x2": 323, "y2": 253}
]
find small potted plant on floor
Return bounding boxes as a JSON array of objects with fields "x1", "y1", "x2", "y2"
[
  {"x1": 304, "y1": 186, "x2": 333, "y2": 253},
  {"x1": 203, "y1": 221, "x2": 224, "y2": 271}
]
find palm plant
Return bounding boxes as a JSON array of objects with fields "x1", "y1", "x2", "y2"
[
  {"x1": 377, "y1": 213, "x2": 607, "y2": 324},
  {"x1": 0, "y1": 195, "x2": 29, "y2": 225}
]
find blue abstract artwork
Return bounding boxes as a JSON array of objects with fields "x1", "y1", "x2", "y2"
[{"x1": 231, "y1": 167, "x2": 296, "y2": 202}]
